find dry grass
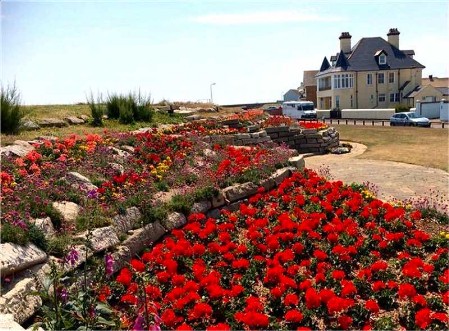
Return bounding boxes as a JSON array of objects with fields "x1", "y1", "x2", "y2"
[
  {"x1": 22, "y1": 104, "x2": 91, "y2": 121},
  {"x1": 334, "y1": 125, "x2": 449, "y2": 171}
]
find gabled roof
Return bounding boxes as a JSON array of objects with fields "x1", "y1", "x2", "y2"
[
  {"x1": 318, "y1": 37, "x2": 425, "y2": 75},
  {"x1": 347, "y1": 37, "x2": 425, "y2": 71},
  {"x1": 335, "y1": 50, "x2": 350, "y2": 70},
  {"x1": 422, "y1": 77, "x2": 449, "y2": 88},
  {"x1": 284, "y1": 89, "x2": 300, "y2": 96},
  {"x1": 436, "y1": 87, "x2": 449, "y2": 95},
  {"x1": 319, "y1": 57, "x2": 331, "y2": 72}
]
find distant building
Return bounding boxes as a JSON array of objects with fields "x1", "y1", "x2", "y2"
[
  {"x1": 303, "y1": 70, "x2": 318, "y2": 106},
  {"x1": 283, "y1": 89, "x2": 301, "y2": 101},
  {"x1": 404, "y1": 75, "x2": 448, "y2": 104},
  {"x1": 316, "y1": 28, "x2": 425, "y2": 109}
]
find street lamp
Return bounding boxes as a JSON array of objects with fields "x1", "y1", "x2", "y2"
[{"x1": 210, "y1": 82, "x2": 216, "y2": 104}]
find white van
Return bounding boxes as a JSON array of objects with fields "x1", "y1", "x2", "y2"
[{"x1": 282, "y1": 101, "x2": 317, "y2": 119}]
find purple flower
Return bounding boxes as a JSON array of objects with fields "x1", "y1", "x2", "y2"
[
  {"x1": 58, "y1": 287, "x2": 68, "y2": 302},
  {"x1": 65, "y1": 247, "x2": 79, "y2": 266},
  {"x1": 132, "y1": 315, "x2": 145, "y2": 331},
  {"x1": 104, "y1": 253, "x2": 114, "y2": 276},
  {"x1": 87, "y1": 189, "x2": 98, "y2": 199}
]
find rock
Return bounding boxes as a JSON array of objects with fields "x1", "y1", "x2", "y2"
[
  {"x1": 37, "y1": 118, "x2": 68, "y2": 128},
  {"x1": 0, "y1": 243, "x2": 47, "y2": 277},
  {"x1": 62, "y1": 245, "x2": 91, "y2": 272},
  {"x1": 206, "y1": 209, "x2": 221, "y2": 219},
  {"x1": 269, "y1": 167, "x2": 295, "y2": 186},
  {"x1": 109, "y1": 147, "x2": 131, "y2": 160},
  {"x1": 64, "y1": 171, "x2": 97, "y2": 192},
  {"x1": 191, "y1": 201, "x2": 212, "y2": 214},
  {"x1": 0, "y1": 277, "x2": 42, "y2": 324},
  {"x1": 52, "y1": 201, "x2": 80, "y2": 223},
  {"x1": 112, "y1": 207, "x2": 142, "y2": 233},
  {"x1": 288, "y1": 155, "x2": 305, "y2": 170},
  {"x1": 160, "y1": 212, "x2": 187, "y2": 231},
  {"x1": 259, "y1": 177, "x2": 276, "y2": 192},
  {"x1": 120, "y1": 145, "x2": 135, "y2": 154},
  {"x1": 108, "y1": 162, "x2": 125, "y2": 175},
  {"x1": 88, "y1": 226, "x2": 120, "y2": 252},
  {"x1": 330, "y1": 147, "x2": 351, "y2": 154},
  {"x1": 222, "y1": 182, "x2": 258, "y2": 203},
  {"x1": 185, "y1": 115, "x2": 202, "y2": 121},
  {"x1": 30, "y1": 217, "x2": 55, "y2": 239},
  {"x1": 65, "y1": 116, "x2": 85, "y2": 125},
  {"x1": 79, "y1": 115, "x2": 90, "y2": 121},
  {"x1": 211, "y1": 190, "x2": 226, "y2": 208},
  {"x1": 110, "y1": 246, "x2": 131, "y2": 273},
  {"x1": 20, "y1": 120, "x2": 40, "y2": 131},
  {"x1": 0, "y1": 141, "x2": 34, "y2": 157},
  {"x1": 0, "y1": 314, "x2": 26, "y2": 330},
  {"x1": 121, "y1": 222, "x2": 166, "y2": 257}
]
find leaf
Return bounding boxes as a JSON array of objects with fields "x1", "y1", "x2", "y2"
[
  {"x1": 96, "y1": 302, "x2": 113, "y2": 315},
  {"x1": 96, "y1": 316, "x2": 117, "y2": 327}
]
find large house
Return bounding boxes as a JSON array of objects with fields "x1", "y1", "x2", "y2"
[{"x1": 316, "y1": 28, "x2": 425, "y2": 110}]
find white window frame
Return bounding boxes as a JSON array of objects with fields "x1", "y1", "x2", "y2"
[
  {"x1": 378, "y1": 93, "x2": 386, "y2": 102},
  {"x1": 367, "y1": 73, "x2": 372, "y2": 85},
  {"x1": 378, "y1": 73, "x2": 385, "y2": 84},
  {"x1": 389, "y1": 93, "x2": 399, "y2": 102},
  {"x1": 335, "y1": 95, "x2": 340, "y2": 108},
  {"x1": 333, "y1": 74, "x2": 354, "y2": 89},
  {"x1": 389, "y1": 72, "x2": 395, "y2": 83},
  {"x1": 379, "y1": 54, "x2": 386, "y2": 65}
]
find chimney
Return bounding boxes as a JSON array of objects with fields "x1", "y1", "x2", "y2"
[
  {"x1": 387, "y1": 28, "x2": 400, "y2": 49},
  {"x1": 339, "y1": 32, "x2": 352, "y2": 53}
]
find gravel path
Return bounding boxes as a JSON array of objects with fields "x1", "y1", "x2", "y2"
[{"x1": 304, "y1": 142, "x2": 449, "y2": 207}]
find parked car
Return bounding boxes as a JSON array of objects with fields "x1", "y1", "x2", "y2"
[
  {"x1": 265, "y1": 105, "x2": 282, "y2": 115},
  {"x1": 282, "y1": 101, "x2": 317, "y2": 119},
  {"x1": 390, "y1": 112, "x2": 431, "y2": 127}
]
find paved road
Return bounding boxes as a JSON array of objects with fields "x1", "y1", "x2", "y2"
[
  {"x1": 318, "y1": 119, "x2": 448, "y2": 129},
  {"x1": 304, "y1": 142, "x2": 449, "y2": 207}
]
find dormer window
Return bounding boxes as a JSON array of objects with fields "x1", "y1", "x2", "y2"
[{"x1": 379, "y1": 54, "x2": 386, "y2": 65}]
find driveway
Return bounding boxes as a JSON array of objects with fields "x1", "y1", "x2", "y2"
[{"x1": 304, "y1": 142, "x2": 449, "y2": 208}]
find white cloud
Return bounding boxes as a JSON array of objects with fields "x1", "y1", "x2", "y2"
[{"x1": 192, "y1": 10, "x2": 342, "y2": 25}]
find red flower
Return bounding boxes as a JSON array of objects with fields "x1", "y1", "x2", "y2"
[
  {"x1": 188, "y1": 302, "x2": 213, "y2": 320},
  {"x1": 365, "y1": 299, "x2": 379, "y2": 313},
  {"x1": 338, "y1": 315, "x2": 353, "y2": 330},
  {"x1": 327, "y1": 297, "x2": 354, "y2": 315},
  {"x1": 120, "y1": 293, "x2": 138, "y2": 305},
  {"x1": 332, "y1": 269, "x2": 346, "y2": 280},
  {"x1": 207, "y1": 323, "x2": 231, "y2": 331},
  {"x1": 284, "y1": 293, "x2": 299, "y2": 306},
  {"x1": 305, "y1": 288, "x2": 321, "y2": 309},
  {"x1": 130, "y1": 259, "x2": 145, "y2": 272},
  {"x1": 176, "y1": 323, "x2": 193, "y2": 331},
  {"x1": 116, "y1": 268, "x2": 132, "y2": 286},
  {"x1": 398, "y1": 283, "x2": 417, "y2": 299},
  {"x1": 161, "y1": 309, "x2": 182, "y2": 328},
  {"x1": 232, "y1": 258, "x2": 250, "y2": 269},
  {"x1": 415, "y1": 308, "x2": 432, "y2": 329},
  {"x1": 285, "y1": 309, "x2": 304, "y2": 323}
]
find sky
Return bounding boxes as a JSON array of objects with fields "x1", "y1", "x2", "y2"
[{"x1": 2, "y1": 0, "x2": 449, "y2": 105}]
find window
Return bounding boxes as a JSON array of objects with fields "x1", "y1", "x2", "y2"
[
  {"x1": 335, "y1": 96, "x2": 340, "y2": 108},
  {"x1": 378, "y1": 94, "x2": 386, "y2": 102},
  {"x1": 350, "y1": 95, "x2": 353, "y2": 107},
  {"x1": 379, "y1": 54, "x2": 386, "y2": 65},
  {"x1": 389, "y1": 72, "x2": 395, "y2": 83},
  {"x1": 333, "y1": 74, "x2": 354, "y2": 89},
  {"x1": 390, "y1": 93, "x2": 399, "y2": 102},
  {"x1": 367, "y1": 73, "x2": 372, "y2": 85},
  {"x1": 378, "y1": 73, "x2": 385, "y2": 84}
]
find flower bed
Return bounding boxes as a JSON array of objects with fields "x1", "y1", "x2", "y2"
[{"x1": 103, "y1": 170, "x2": 448, "y2": 330}]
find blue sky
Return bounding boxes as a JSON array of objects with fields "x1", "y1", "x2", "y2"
[{"x1": 2, "y1": 0, "x2": 448, "y2": 105}]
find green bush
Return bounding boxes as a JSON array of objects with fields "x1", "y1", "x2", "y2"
[
  {"x1": 118, "y1": 99, "x2": 135, "y2": 124},
  {"x1": 395, "y1": 104, "x2": 410, "y2": 113},
  {"x1": 27, "y1": 222, "x2": 48, "y2": 251},
  {"x1": 1, "y1": 83, "x2": 25, "y2": 135},
  {"x1": 0, "y1": 222, "x2": 28, "y2": 246},
  {"x1": 87, "y1": 92, "x2": 103, "y2": 127},
  {"x1": 106, "y1": 91, "x2": 154, "y2": 123},
  {"x1": 106, "y1": 94, "x2": 121, "y2": 119}
]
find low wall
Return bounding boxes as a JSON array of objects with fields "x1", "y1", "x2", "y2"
[
  {"x1": 341, "y1": 109, "x2": 395, "y2": 120},
  {"x1": 416, "y1": 100, "x2": 448, "y2": 120}
]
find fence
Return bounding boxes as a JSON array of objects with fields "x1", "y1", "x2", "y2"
[{"x1": 301, "y1": 118, "x2": 447, "y2": 129}]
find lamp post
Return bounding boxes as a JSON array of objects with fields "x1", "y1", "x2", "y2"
[{"x1": 210, "y1": 82, "x2": 216, "y2": 104}]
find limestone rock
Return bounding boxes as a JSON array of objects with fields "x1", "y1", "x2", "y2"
[
  {"x1": 330, "y1": 146, "x2": 351, "y2": 154},
  {"x1": 0, "y1": 314, "x2": 26, "y2": 330},
  {"x1": 0, "y1": 243, "x2": 47, "y2": 277},
  {"x1": 269, "y1": 167, "x2": 295, "y2": 186},
  {"x1": 120, "y1": 145, "x2": 135, "y2": 154},
  {"x1": 211, "y1": 190, "x2": 226, "y2": 208},
  {"x1": 79, "y1": 114, "x2": 90, "y2": 121},
  {"x1": 121, "y1": 222, "x2": 166, "y2": 257},
  {"x1": 191, "y1": 201, "x2": 212, "y2": 214},
  {"x1": 37, "y1": 118, "x2": 68, "y2": 128},
  {"x1": 110, "y1": 246, "x2": 131, "y2": 273},
  {"x1": 52, "y1": 201, "x2": 80, "y2": 223},
  {"x1": 65, "y1": 116, "x2": 85, "y2": 125},
  {"x1": 109, "y1": 147, "x2": 131, "y2": 160},
  {"x1": 0, "y1": 277, "x2": 42, "y2": 324},
  {"x1": 288, "y1": 155, "x2": 305, "y2": 170},
  {"x1": 112, "y1": 207, "x2": 142, "y2": 233},
  {"x1": 64, "y1": 171, "x2": 97, "y2": 192},
  {"x1": 222, "y1": 182, "x2": 258, "y2": 203},
  {"x1": 30, "y1": 217, "x2": 55, "y2": 239},
  {"x1": 89, "y1": 226, "x2": 120, "y2": 252},
  {"x1": 108, "y1": 162, "x2": 125, "y2": 175},
  {"x1": 20, "y1": 120, "x2": 40, "y2": 131},
  {"x1": 160, "y1": 212, "x2": 187, "y2": 231},
  {"x1": 0, "y1": 141, "x2": 34, "y2": 157}
]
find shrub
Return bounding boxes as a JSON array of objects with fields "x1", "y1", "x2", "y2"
[
  {"x1": 106, "y1": 91, "x2": 154, "y2": 123},
  {"x1": 106, "y1": 94, "x2": 121, "y2": 119},
  {"x1": 395, "y1": 104, "x2": 410, "y2": 113},
  {"x1": 27, "y1": 222, "x2": 48, "y2": 251},
  {"x1": 1, "y1": 222, "x2": 28, "y2": 246},
  {"x1": 1, "y1": 83, "x2": 25, "y2": 135},
  {"x1": 118, "y1": 99, "x2": 135, "y2": 124},
  {"x1": 87, "y1": 92, "x2": 103, "y2": 127}
]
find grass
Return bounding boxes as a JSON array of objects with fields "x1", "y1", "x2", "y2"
[{"x1": 334, "y1": 125, "x2": 449, "y2": 171}]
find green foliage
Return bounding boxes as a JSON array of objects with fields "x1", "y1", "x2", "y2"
[
  {"x1": 0, "y1": 222, "x2": 28, "y2": 246},
  {"x1": 47, "y1": 235, "x2": 73, "y2": 257},
  {"x1": 106, "y1": 94, "x2": 121, "y2": 119},
  {"x1": 1, "y1": 83, "x2": 25, "y2": 135},
  {"x1": 75, "y1": 213, "x2": 111, "y2": 232},
  {"x1": 169, "y1": 194, "x2": 194, "y2": 215},
  {"x1": 420, "y1": 207, "x2": 449, "y2": 224},
  {"x1": 118, "y1": 99, "x2": 135, "y2": 124},
  {"x1": 194, "y1": 186, "x2": 219, "y2": 201},
  {"x1": 141, "y1": 205, "x2": 168, "y2": 225},
  {"x1": 395, "y1": 104, "x2": 410, "y2": 113},
  {"x1": 27, "y1": 222, "x2": 48, "y2": 251},
  {"x1": 87, "y1": 92, "x2": 104, "y2": 127},
  {"x1": 106, "y1": 91, "x2": 154, "y2": 124},
  {"x1": 374, "y1": 316, "x2": 396, "y2": 330}
]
